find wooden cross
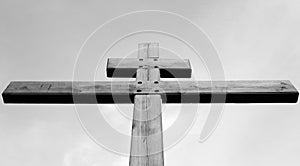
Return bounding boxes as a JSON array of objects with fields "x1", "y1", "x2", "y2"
[{"x1": 2, "y1": 43, "x2": 299, "y2": 166}]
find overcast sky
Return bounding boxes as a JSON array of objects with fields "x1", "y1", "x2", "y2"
[{"x1": 1, "y1": 0, "x2": 300, "y2": 166}]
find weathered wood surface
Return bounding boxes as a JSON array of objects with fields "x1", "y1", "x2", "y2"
[
  {"x1": 158, "y1": 80, "x2": 299, "y2": 103},
  {"x1": 2, "y1": 81, "x2": 134, "y2": 104},
  {"x1": 108, "y1": 43, "x2": 190, "y2": 78},
  {"x1": 138, "y1": 43, "x2": 159, "y2": 59},
  {"x1": 130, "y1": 42, "x2": 164, "y2": 166},
  {"x1": 2, "y1": 80, "x2": 298, "y2": 103},
  {"x1": 106, "y1": 58, "x2": 191, "y2": 78},
  {"x1": 130, "y1": 95, "x2": 164, "y2": 166},
  {"x1": 130, "y1": 95, "x2": 148, "y2": 165}
]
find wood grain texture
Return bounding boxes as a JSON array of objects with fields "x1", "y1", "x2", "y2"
[
  {"x1": 2, "y1": 80, "x2": 298, "y2": 103},
  {"x1": 130, "y1": 42, "x2": 164, "y2": 166},
  {"x1": 106, "y1": 58, "x2": 191, "y2": 78},
  {"x1": 138, "y1": 43, "x2": 159, "y2": 59},
  {"x1": 158, "y1": 80, "x2": 299, "y2": 103},
  {"x1": 130, "y1": 95, "x2": 164, "y2": 166},
  {"x1": 2, "y1": 81, "x2": 134, "y2": 104},
  {"x1": 145, "y1": 95, "x2": 164, "y2": 166},
  {"x1": 107, "y1": 42, "x2": 190, "y2": 78},
  {"x1": 130, "y1": 95, "x2": 148, "y2": 166}
]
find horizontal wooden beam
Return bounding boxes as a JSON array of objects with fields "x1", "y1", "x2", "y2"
[
  {"x1": 2, "y1": 81, "x2": 134, "y2": 104},
  {"x1": 106, "y1": 58, "x2": 192, "y2": 78},
  {"x1": 2, "y1": 80, "x2": 298, "y2": 104}
]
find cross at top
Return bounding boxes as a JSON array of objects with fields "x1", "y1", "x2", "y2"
[{"x1": 2, "y1": 43, "x2": 298, "y2": 166}]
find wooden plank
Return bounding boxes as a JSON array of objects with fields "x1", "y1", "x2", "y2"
[
  {"x1": 145, "y1": 67, "x2": 163, "y2": 166},
  {"x1": 147, "y1": 43, "x2": 159, "y2": 58},
  {"x1": 138, "y1": 43, "x2": 159, "y2": 59},
  {"x1": 146, "y1": 95, "x2": 164, "y2": 166},
  {"x1": 138, "y1": 43, "x2": 149, "y2": 59},
  {"x1": 138, "y1": 43, "x2": 148, "y2": 59},
  {"x1": 2, "y1": 81, "x2": 135, "y2": 104},
  {"x1": 158, "y1": 80, "x2": 299, "y2": 103},
  {"x1": 130, "y1": 42, "x2": 164, "y2": 166},
  {"x1": 129, "y1": 95, "x2": 163, "y2": 166},
  {"x1": 106, "y1": 58, "x2": 192, "y2": 78},
  {"x1": 2, "y1": 80, "x2": 298, "y2": 103},
  {"x1": 130, "y1": 95, "x2": 148, "y2": 166}
]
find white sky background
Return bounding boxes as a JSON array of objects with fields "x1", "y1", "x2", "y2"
[{"x1": 1, "y1": 0, "x2": 300, "y2": 166}]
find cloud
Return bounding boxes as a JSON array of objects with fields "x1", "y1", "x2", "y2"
[{"x1": 63, "y1": 141, "x2": 128, "y2": 166}]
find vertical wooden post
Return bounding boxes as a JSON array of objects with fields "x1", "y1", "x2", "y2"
[{"x1": 129, "y1": 43, "x2": 164, "y2": 166}]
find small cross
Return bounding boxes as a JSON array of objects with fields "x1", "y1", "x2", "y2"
[{"x1": 2, "y1": 43, "x2": 299, "y2": 166}]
